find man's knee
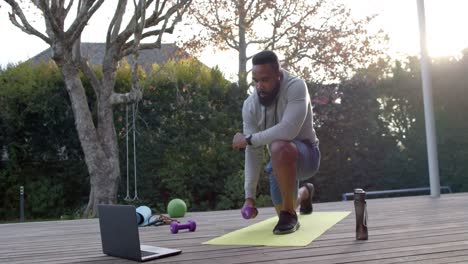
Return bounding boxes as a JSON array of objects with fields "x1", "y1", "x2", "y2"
[{"x1": 271, "y1": 140, "x2": 298, "y2": 164}]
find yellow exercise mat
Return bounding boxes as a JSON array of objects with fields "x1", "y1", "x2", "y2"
[{"x1": 203, "y1": 212, "x2": 350, "y2": 247}]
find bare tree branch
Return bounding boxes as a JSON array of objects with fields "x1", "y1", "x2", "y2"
[
  {"x1": 265, "y1": 1, "x2": 320, "y2": 50},
  {"x1": 64, "y1": 0, "x2": 74, "y2": 16},
  {"x1": 4, "y1": 0, "x2": 51, "y2": 44},
  {"x1": 244, "y1": 0, "x2": 270, "y2": 25},
  {"x1": 70, "y1": 2, "x2": 101, "y2": 97},
  {"x1": 129, "y1": 0, "x2": 146, "y2": 51},
  {"x1": 107, "y1": 0, "x2": 128, "y2": 45},
  {"x1": 192, "y1": 6, "x2": 239, "y2": 49},
  {"x1": 246, "y1": 38, "x2": 270, "y2": 46},
  {"x1": 115, "y1": 0, "x2": 159, "y2": 46},
  {"x1": 67, "y1": 0, "x2": 105, "y2": 43},
  {"x1": 120, "y1": 27, "x2": 175, "y2": 56},
  {"x1": 110, "y1": 89, "x2": 143, "y2": 105},
  {"x1": 119, "y1": 0, "x2": 191, "y2": 59},
  {"x1": 115, "y1": 0, "x2": 189, "y2": 51},
  {"x1": 81, "y1": 61, "x2": 102, "y2": 95},
  {"x1": 36, "y1": 0, "x2": 64, "y2": 37}
]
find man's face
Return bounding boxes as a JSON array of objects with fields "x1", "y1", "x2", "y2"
[{"x1": 252, "y1": 64, "x2": 281, "y2": 106}]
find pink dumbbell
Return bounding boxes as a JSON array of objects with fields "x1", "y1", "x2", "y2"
[
  {"x1": 170, "y1": 220, "x2": 196, "y2": 234},
  {"x1": 241, "y1": 206, "x2": 258, "y2": 219}
]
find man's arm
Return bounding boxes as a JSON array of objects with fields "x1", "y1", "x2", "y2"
[{"x1": 242, "y1": 99, "x2": 263, "y2": 200}]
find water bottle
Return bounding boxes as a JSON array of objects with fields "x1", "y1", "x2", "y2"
[{"x1": 354, "y1": 188, "x2": 368, "y2": 240}]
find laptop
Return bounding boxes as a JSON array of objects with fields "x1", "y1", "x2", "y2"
[{"x1": 98, "y1": 204, "x2": 182, "y2": 262}]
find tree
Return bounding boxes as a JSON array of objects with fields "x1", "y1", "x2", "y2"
[
  {"x1": 4, "y1": 0, "x2": 191, "y2": 217},
  {"x1": 185, "y1": 0, "x2": 387, "y2": 88},
  {"x1": 308, "y1": 73, "x2": 392, "y2": 201},
  {"x1": 377, "y1": 55, "x2": 468, "y2": 192}
]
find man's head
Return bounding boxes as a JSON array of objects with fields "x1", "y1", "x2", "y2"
[{"x1": 252, "y1": 50, "x2": 282, "y2": 106}]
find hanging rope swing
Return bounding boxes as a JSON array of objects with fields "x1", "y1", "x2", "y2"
[
  {"x1": 124, "y1": 2, "x2": 145, "y2": 202},
  {"x1": 124, "y1": 104, "x2": 131, "y2": 201},
  {"x1": 124, "y1": 102, "x2": 140, "y2": 202}
]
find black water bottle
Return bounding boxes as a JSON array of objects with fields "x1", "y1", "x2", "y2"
[{"x1": 354, "y1": 188, "x2": 368, "y2": 240}]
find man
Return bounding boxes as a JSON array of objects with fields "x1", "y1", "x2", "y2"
[{"x1": 232, "y1": 50, "x2": 320, "y2": 235}]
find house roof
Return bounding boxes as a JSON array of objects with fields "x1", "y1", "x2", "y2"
[{"x1": 29, "y1": 42, "x2": 190, "y2": 71}]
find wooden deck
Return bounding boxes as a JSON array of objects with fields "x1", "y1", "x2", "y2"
[{"x1": 1, "y1": 192, "x2": 467, "y2": 264}]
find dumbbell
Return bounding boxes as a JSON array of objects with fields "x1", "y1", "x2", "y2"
[
  {"x1": 241, "y1": 206, "x2": 258, "y2": 219},
  {"x1": 170, "y1": 220, "x2": 196, "y2": 234}
]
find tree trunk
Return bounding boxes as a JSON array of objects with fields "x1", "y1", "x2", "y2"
[
  {"x1": 238, "y1": 1, "x2": 248, "y2": 91},
  {"x1": 59, "y1": 62, "x2": 120, "y2": 217}
]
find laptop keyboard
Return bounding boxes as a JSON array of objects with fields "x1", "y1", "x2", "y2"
[{"x1": 141, "y1": 250, "x2": 159, "y2": 257}]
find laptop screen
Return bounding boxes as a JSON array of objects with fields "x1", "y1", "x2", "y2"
[{"x1": 98, "y1": 204, "x2": 142, "y2": 261}]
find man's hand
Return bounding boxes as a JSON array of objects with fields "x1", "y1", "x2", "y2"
[
  {"x1": 241, "y1": 197, "x2": 258, "y2": 219},
  {"x1": 232, "y1": 132, "x2": 248, "y2": 150},
  {"x1": 243, "y1": 197, "x2": 256, "y2": 208}
]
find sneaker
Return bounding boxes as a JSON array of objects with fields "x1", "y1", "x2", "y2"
[
  {"x1": 273, "y1": 210, "x2": 300, "y2": 235},
  {"x1": 300, "y1": 183, "x2": 315, "y2": 215}
]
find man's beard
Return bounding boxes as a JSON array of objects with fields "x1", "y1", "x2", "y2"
[{"x1": 258, "y1": 82, "x2": 280, "y2": 107}]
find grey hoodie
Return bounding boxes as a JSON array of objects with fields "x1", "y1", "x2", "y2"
[{"x1": 242, "y1": 70, "x2": 318, "y2": 199}]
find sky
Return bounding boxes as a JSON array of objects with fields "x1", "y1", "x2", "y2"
[{"x1": 1, "y1": 0, "x2": 468, "y2": 80}]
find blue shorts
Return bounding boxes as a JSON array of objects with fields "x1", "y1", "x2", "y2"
[{"x1": 265, "y1": 140, "x2": 320, "y2": 206}]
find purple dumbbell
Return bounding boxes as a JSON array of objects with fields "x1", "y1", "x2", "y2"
[
  {"x1": 170, "y1": 220, "x2": 196, "y2": 234},
  {"x1": 241, "y1": 206, "x2": 258, "y2": 219}
]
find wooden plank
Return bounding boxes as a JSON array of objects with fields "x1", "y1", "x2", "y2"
[{"x1": 0, "y1": 193, "x2": 467, "y2": 264}]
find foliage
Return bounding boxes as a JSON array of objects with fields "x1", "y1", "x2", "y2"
[
  {"x1": 310, "y1": 73, "x2": 394, "y2": 201},
  {"x1": 113, "y1": 58, "x2": 247, "y2": 212},
  {"x1": 0, "y1": 62, "x2": 89, "y2": 220},
  {"x1": 308, "y1": 54, "x2": 468, "y2": 200},
  {"x1": 377, "y1": 55, "x2": 468, "y2": 192},
  {"x1": 2, "y1": 53, "x2": 468, "y2": 220}
]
